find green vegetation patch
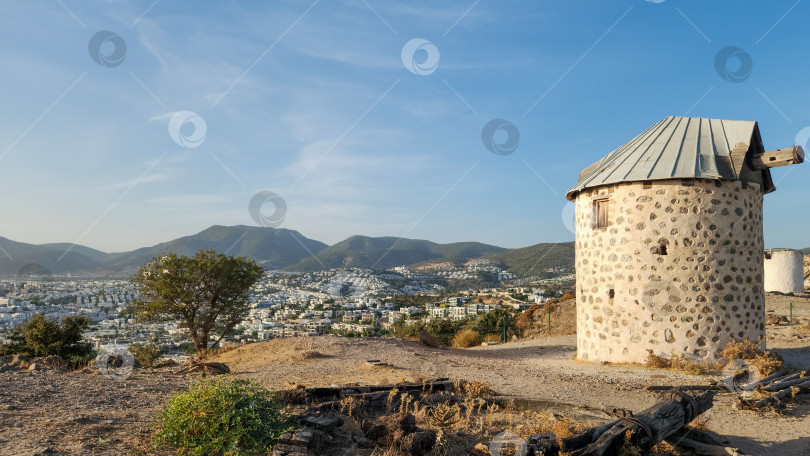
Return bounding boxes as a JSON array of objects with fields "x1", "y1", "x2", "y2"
[{"x1": 154, "y1": 376, "x2": 296, "y2": 456}]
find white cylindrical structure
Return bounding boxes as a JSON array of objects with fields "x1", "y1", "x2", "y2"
[{"x1": 764, "y1": 249, "x2": 804, "y2": 293}]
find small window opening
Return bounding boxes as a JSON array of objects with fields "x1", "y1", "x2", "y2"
[
  {"x1": 594, "y1": 199, "x2": 609, "y2": 228},
  {"x1": 643, "y1": 181, "x2": 652, "y2": 189},
  {"x1": 608, "y1": 289, "x2": 615, "y2": 299}
]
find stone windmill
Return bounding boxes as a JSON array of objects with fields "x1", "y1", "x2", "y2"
[{"x1": 566, "y1": 116, "x2": 804, "y2": 363}]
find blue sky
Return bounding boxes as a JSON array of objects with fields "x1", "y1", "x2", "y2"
[{"x1": 0, "y1": 0, "x2": 808, "y2": 252}]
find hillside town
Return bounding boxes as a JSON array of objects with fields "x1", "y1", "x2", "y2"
[{"x1": 0, "y1": 259, "x2": 574, "y2": 360}]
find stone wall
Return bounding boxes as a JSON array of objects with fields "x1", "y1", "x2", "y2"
[
  {"x1": 574, "y1": 179, "x2": 765, "y2": 364},
  {"x1": 763, "y1": 249, "x2": 804, "y2": 293}
]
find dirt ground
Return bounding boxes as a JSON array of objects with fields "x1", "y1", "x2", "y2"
[
  {"x1": 0, "y1": 369, "x2": 190, "y2": 456},
  {"x1": 1, "y1": 293, "x2": 808, "y2": 455}
]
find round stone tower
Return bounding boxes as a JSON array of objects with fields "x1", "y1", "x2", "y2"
[
  {"x1": 763, "y1": 249, "x2": 804, "y2": 294},
  {"x1": 566, "y1": 116, "x2": 804, "y2": 364}
]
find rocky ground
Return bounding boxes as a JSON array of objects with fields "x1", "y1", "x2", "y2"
[
  {"x1": 0, "y1": 367, "x2": 190, "y2": 456},
  {"x1": 1, "y1": 293, "x2": 809, "y2": 455}
]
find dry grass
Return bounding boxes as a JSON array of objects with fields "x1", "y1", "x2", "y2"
[
  {"x1": 451, "y1": 330, "x2": 483, "y2": 348},
  {"x1": 644, "y1": 350, "x2": 714, "y2": 375},
  {"x1": 793, "y1": 319, "x2": 810, "y2": 336},
  {"x1": 721, "y1": 339, "x2": 784, "y2": 376},
  {"x1": 483, "y1": 334, "x2": 502, "y2": 343},
  {"x1": 292, "y1": 337, "x2": 321, "y2": 360}
]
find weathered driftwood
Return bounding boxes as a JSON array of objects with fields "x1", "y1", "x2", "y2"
[
  {"x1": 760, "y1": 371, "x2": 802, "y2": 388},
  {"x1": 752, "y1": 379, "x2": 810, "y2": 408},
  {"x1": 647, "y1": 385, "x2": 724, "y2": 392},
  {"x1": 527, "y1": 391, "x2": 716, "y2": 456},
  {"x1": 578, "y1": 391, "x2": 715, "y2": 455},
  {"x1": 762, "y1": 375, "x2": 809, "y2": 392},
  {"x1": 528, "y1": 420, "x2": 621, "y2": 455},
  {"x1": 665, "y1": 428, "x2": 745, "y2": 455},
  {"x1": 754, "y1": 369, "x2": 791, "y2": 387},
  {"x1": 171, "y1": 361, "x2": 230, "y2": 376}
]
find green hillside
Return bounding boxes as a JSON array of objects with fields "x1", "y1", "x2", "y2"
[
  {"x1": 485, "y1": 242, "x2": 575, "y2": 278},
  {"x1": 285, "y1": 235, "x2": 505, "y2": 272},
  {"x1": 0, "y1": 237, "x2": 105, "y2": 276},
  {"x1": 100, "y1": 226, "x2": 328, "y2": 275}
]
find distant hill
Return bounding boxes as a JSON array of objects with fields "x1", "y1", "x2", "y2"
[
  {"x1": 285, "y1": 235, "x2": 506, "y2": 272},
  {"x1": 0, "y1": 237, "x2": 105, "y2": 276},
  {"x1": 801, "y1": 248, "x2": 810, "y2": 255},
  {"x1": 0, "y1": 227, "x2": 573, "y2": 278},
  {"x1": 100, "y1": 226, "x2": 328, "y2": 275},
  {"x1": 0, "y1": 226, "x2": 328, "y2": 277},
  {"x1": 485, "y1": 242, "x2": 575, "y2": 278}
]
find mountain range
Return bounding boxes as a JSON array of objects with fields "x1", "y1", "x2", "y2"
[
  {"x1": 3, "y1": 226, "x2": 806, "y2": 279},
  {"x1": 0, "y1": 225, "x2": 575, "y2": 279}
]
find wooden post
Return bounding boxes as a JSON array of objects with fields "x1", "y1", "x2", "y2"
[
  {"x1": 751, "y1": 146, "x2": 804, "y2": 169},
  {"x1": 580, "y1": 390, "x2": 715, "y2": 455}
]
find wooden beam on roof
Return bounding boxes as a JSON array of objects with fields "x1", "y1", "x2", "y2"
[{"x1": 751, "y1": 145, "x2": 805, "y2": 169}]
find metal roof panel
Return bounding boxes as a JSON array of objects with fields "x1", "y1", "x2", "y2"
[{"x1": 566, "y1": 116, "x2": 764, "y2": 200}]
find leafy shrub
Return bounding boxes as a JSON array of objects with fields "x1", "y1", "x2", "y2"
[
  {"x1": 128, "y1": 341, "x2": 163, "y2": 367},
  {"x1": 0, "y1": 313, "x2": 93, "y2": 364},
  {"x1": 154, "y1": 377, "x2": 296, "y2": 456},
  {"x1": 451, "y1": 329, "x2": 482, "y2": 348}
]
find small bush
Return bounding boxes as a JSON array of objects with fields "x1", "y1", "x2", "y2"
[
  {"x1": 559, "y1": 291, "x2": 576, "y2": 302},
  {"x1": 721, "y1": 339, "x2": 783, "y2": 376},
  {"x1": 483, "y1": 333, "x2": 501, "y2": 343},
  {"x1": 451, "y1": 330, "x2": 482, "y2": 348},
  {"x1": 645, "y1": 350, "x2": 711, "y2": 375},
  {"x1": 0, "y1": 313, "x2": 93, "y2": 365},
  {"x1": 645, "y1": 351, "x2": 671, "y2": 369},
  {"x1": 128, "y1": 342, "x2": 163, "y2": 367},
  {"x1": 292, "y1": 337, "x2": 320, "y2": 360},
  {"x1": 154, "y1": 377, "x2": 296, "y2": 456}
]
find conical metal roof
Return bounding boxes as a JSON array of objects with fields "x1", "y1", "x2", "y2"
[{"x1": 566, "y1": 116, "x2": 773, "y2": 200}]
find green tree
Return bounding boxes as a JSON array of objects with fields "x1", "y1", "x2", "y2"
[
  {"x1": 0, "y1": 313, "x2": 93, "y2": 360},
  {"x1": 128, "y1": 341, "x2": 163, "y2": 367},
  {"x1": 130, "y1": 250, "x2": 264, "y2": 354}
]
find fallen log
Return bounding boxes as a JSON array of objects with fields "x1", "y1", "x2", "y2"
[
  {"x1": 762, "y1": 375, "x2": 809, "y2": 392},
  {"x1": 665, "y1": 428, "x2": 745, "y2": 455},
  {"x1": 760, "y1": 371, "x2": 803, "y2": 389},
  {"x1": 752, "y1": 379, "x2": 810, "y2": 408},
  {"x1": 171, "y1": 361, "x2": 230, "y2": 376},
  {"x1": 647, "y1": 385, "x2": 724, "y2": 391},
  {"x1": 754, "y1": 369, "x2": 791, "y2": 387},
  {"x1": 527, "y1": 390, "x2": 716, "y2": 455},
  {"x1": 579, "y1": 390, "x2": 715, "y2": 455}
]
